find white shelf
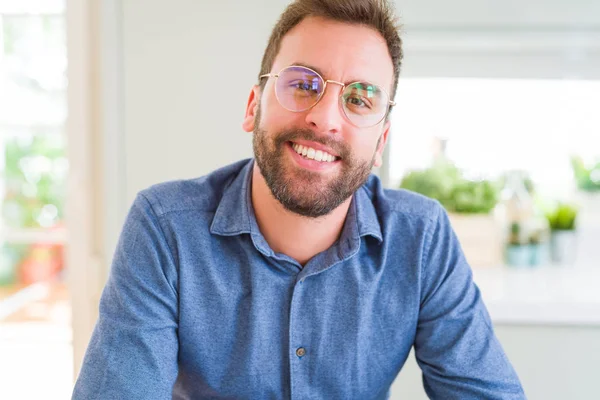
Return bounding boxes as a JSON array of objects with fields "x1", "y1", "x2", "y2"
[
  {"x1": 473, "y1": 263, "x2": 600, "y2": 326},
  {"x1": 0, "y1": 227, "x2": 67, "y2": 244}
]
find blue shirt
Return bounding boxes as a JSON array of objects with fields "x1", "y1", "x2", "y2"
[{"x1": 73, "y1": 158, "x2": 525, "y2": 400}]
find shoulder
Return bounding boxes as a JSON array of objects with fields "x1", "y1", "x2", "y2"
[
  {"x1": 362, "y1": 174, "x2": 443, "y2": 225},
  {"x1": 135, "y1": 158, "x2": 252, "y2": 218}
]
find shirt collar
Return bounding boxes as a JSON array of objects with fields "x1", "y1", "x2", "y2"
[
  {"x1": 210, "y1": 158, "x2": 256, "y2": 237},
  {"x1": 210, "y1": 159, "x2": 383, "y2": 245}
]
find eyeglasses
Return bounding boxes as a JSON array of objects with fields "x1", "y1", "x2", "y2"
[{"x1": 259, "y1": 65, "x2": 395, "y2": 128}]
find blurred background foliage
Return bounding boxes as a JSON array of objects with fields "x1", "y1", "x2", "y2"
[
  {"x1": 0, "y1": 12, "x2": 67, "y2": 287},
  {"x1": 399, "y1": 157, "x2": 500, "y2": 214},
  {"x1": 2, "y1": 133, "x2": 67, "y2": 229},
  {"x1": 572, "y1": 155, "x2": 600, "y2": 192}
]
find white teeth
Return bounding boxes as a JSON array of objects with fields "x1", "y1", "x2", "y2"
[{"x1": 291, "y1": 143, "x2": 337, "y2": 163}]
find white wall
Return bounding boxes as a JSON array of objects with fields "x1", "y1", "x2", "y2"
[
  {"x1": 122, "y1": 0, "x2": 290, "y2": 204},
  {"x1": 90, "y1": 0, "x2": 600, "y2": 397},
  {"x1": 395, "y1": 0, "x2": 600, "y2": 80},
  {"x1": 396, "y1": 0, "x2": 600, "y2": 28}
]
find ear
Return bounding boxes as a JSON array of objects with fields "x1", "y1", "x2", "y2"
[
  {"x1": 242, "y1": 85, "x2": 261, "y2": 133},
  {"x1": 372, "y1": 120, "x2": 391, "y2": 168}
]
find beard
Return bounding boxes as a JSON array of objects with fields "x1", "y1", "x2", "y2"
[{"x1": 252, "y1": 106, "x2": 379, "y2": 218}]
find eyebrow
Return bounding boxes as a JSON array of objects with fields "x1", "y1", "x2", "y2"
[{"x1": 290, "y1": 62, "x2": 371, "y2": 86}]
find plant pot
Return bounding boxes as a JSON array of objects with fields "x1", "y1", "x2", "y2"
[
  {"x1": 505, "y1": 245, "x2": 531, "y2": 267},
  {"x1": 528, "y1": 243, "x2": 549, "y2": 266},
  {"x1": 550, "y1": 230, "x2": 578, "y2": 265},
  {"x1": 448, "y1": 213, "x2": 503, "y2": 267}
]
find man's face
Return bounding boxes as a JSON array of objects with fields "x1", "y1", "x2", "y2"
[{"x1": 243, "y1": 16, "x2": 394, "y2": 218}]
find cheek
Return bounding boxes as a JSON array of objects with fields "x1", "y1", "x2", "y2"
[
  {"x1": 260, "y1": 100, "x2": 305, "y2": 130},
  {"x1": 259, "y1": 91, "x2": 282, "y2": 123},
  {"x1": 261, "y1": 86, "x2": 276, "y2": 110},
  {"x1": 351, "y1": 130, "x2": 381, "y2": 158}
]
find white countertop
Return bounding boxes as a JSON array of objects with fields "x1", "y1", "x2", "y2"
[{"x1": 473, "y1": 264, "x2": 600, "y2": 326}]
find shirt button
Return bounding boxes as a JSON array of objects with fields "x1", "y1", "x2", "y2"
[{"x1": 296, "y1": 347, "x2": 306, "y2": 357}]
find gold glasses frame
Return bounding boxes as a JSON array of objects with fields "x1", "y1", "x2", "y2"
[{"x1": 259, "y1": 65, "x2": 396, "y2": 128}]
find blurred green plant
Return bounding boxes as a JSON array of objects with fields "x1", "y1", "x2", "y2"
[
  {"x1": 2, "y1": 134, "x2": 67, "y2": 229},
  {"x1": 571, "y1": 155, "x2": 600, "y2": 192},
  {"x1": 507, "y1": 222, "x2": 523, "y2": 246},
  {"x1": 448, "y1": 180, "x2": 499, "y2": 214},
  {"x1": 545, "y1": 202, "x2": 578, "y2": 231},
  {"x1": 399, "y1": 159, "x2": 460, "y2": 207},
  {"x1": 399, "y1": 159, "x2": 499, "y2": 214}
]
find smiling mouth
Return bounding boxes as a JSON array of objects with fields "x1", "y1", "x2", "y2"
[{"x1": 289, "y1": 142, "x2": 340, "y2": 163}]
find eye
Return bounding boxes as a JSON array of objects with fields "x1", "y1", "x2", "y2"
[
  {"x1": 346, "y1": 96, "x2": 372, "y2": 109},
  {"x1": 289, "y1": 79, "x2": 318, "y2": 92}
]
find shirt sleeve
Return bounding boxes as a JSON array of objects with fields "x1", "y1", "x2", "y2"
[
  {"x1": 414, "y1": 204, "x2": 526, "y2": 400},
  {"x1": 72, "y1": 193, "x2": 179, "y2": 400}
]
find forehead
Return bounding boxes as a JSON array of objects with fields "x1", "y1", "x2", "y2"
[{"x1": 272, "y1": 16, "x2": 394, "y2": 90}]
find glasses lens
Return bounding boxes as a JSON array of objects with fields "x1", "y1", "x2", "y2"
[
  {"x1": 342, "y1": 82, "x2": 389, "y2": 127},
  {"x1": 275, "y1": 66, "x2": 324, "y2": 112}
]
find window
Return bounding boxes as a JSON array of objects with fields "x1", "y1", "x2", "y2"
[
  {"x1": 389, "y1": 77, "x2": 600, "y2": 198},
  {"x1": 0, "y1": 2, "x2": 71, "y2": 399},
  {"x1": 388, "y1": 77, "x2": 600, "y2": 270},
  {"x1": 0, "y1": 7, "x2": 67, "y2": 290}
]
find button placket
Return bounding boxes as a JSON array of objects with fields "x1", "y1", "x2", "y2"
[{"x1": 289, "y1": 275, "x2": 311, "y2": 399}]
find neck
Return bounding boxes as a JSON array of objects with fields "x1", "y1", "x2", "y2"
[{"x1": 251, "y1": 164, "x2": 351, "y2": 266}]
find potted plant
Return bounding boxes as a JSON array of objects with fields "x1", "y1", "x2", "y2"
[
  {"x1": 545, "y1": 202, "x2": 579, "y2": 264},
  {"x1": 504, "y1": 222, "x2": 550, "y2": 267},
  {"x1": 400, "y1": 160, "x2": 502, "y2": 267},
  {"x1": 527, "y1": 228, "x2": 550, "y2": 266},
  {"x1": 398, "y1": 158, "x2": 462, "y2": 209},
  {"x1": 504, "y1": 222, "x2": 531, "y2": 266}
]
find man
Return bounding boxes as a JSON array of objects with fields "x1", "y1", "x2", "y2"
[{"x1": 73, "y1": 0, "x2": 526, "y2": 399}]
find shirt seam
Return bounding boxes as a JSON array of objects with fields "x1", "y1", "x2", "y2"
[
  {"x1": 138, "y1": 192, "x2": 180, "y2": 298},
  {"x1": 419, "y1": 204, "x2": 440, "y2": 306},
  {"x1": 385, "y1": 205, "x2": 438, "y2": 225},
  {"x1": 149, "y1": 206, "x2": 217, "y2": 219}
]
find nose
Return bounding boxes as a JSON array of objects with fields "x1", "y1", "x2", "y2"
[{"x1": 304, "y1": 81, "x2": 345, "y2": 135}]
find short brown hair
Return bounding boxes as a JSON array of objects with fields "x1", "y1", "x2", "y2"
[{"x1": 258, "y1": 0, "x2": 403, "y2": 100}]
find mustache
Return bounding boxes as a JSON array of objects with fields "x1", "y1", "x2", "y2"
[{"x1": 273, "y1": 128, "x2": 350, "y2": 159}]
